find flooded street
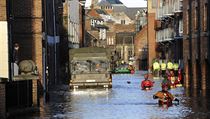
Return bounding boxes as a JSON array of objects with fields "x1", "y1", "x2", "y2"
[{"x1": 13, "y1": 71, "x2": 210, "y2": 119}]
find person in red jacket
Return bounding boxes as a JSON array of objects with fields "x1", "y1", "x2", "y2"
[
  {"x1": 175, "y1": 68, "x2": 183, "y2": 87},
  {"x1": 141, "y1": 74, "x2": 154, "y2": 90},
  {"x1": 167, "y1": 70, "x2": 177, "y2": 88}
]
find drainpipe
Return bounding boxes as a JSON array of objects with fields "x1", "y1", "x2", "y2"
[
  {"x1": 208, "y1": 0, "x2": 210, "y2": 62},
  {"x1": 7, "y1": 0, "x2": 13, "y2": 82},
  {"x1": 52, "y1": 0, "x2": 57, "y2": 84},
  {"x1": 42, "y1": 0, "x2": 48, "y2": 101},
  {"x1": 82, "y1": 5, "x2": 85, "y2": 47},
  {"x1": 188, "y1": 0, "x2": 193, "y2": 84},
  {"x1": 197, "y1": 0, "x2": 202, "y2": 89},
  {"x1": 197, "y1": 1, "x2": 201, "y2": 60}
]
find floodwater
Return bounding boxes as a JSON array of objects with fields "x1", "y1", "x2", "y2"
[{"x1": 12, "y1": 71, "x2": 210, "y2": 119}]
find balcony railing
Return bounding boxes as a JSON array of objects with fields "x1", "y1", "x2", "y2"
[
  {"x1": 163, "y1": 1, "x2": 173, "y2": 16},
  {"x1": 174, "y1": 0, "x2": 183, "y2": 13},
  {"x1": 156, "y1": 0, "x2": 183, "y2": 20},
  {"x1": 178, "y1": 20, "x2": 183, "y2": 36},
  {"x1": 174, "y1": 19, "x2": 183, "y2": 38},
  {"x1": 156, "y1": 27, "x2": 174, "y2": 42},
  {"x1": 156, "y1": 7, "x2": 163, "y2": 20}
]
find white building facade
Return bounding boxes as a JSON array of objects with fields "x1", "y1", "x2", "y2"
[{"x1": 68, "y1": 0, "x2": 80, "y2": 48}]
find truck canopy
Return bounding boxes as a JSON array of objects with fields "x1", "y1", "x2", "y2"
[{"x1": 69, "y1": 47, "x2": 111, "y2": 61}]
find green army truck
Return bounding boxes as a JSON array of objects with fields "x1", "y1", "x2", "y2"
[{"x1": 69, "y1": 47, "x2": 112, "y2": 89}]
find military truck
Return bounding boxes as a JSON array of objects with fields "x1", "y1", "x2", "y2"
[{"x1": 69, "y1": 47, "x2": 112, "y2": 89}]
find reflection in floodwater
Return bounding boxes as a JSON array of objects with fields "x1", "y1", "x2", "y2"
[
  {"x1": 183, "y1": 88, "x2": 210, "y2": 119},
  {"x1": 10, "y1": 71, "x2": 210, "y2": 119}
]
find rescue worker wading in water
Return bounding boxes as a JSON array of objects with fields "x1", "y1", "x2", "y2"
[
  {"x1": 168, "y1": 70, "x2": 177, "y2": 88},
  {"x1": 153, "y1": 84, "x2": 179, "y2": 107},
  {"x1": 173, "y1": 61, "x2": 179, "y2": 78},
  {"x1": 153, "y1": 60, "x2": 160, "y2": 78},
  {"x1": 160, "y1": 60, "x2": 166, "y2": 78},
  {"x1": 141, "y1": 74, "x2": 154, "y2": 90}
]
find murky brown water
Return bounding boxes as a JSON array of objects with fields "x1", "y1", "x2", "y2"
[{"x1": 11, "y1": 71, "x2": 210, "y2": 119}]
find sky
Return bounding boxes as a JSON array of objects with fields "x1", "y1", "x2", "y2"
[
  {"x1": 119, "y1": 0, "x2": 147, "y2": 8},
  {"x1": 85, "y1": 0, "x2": 147, "y2": 9}
]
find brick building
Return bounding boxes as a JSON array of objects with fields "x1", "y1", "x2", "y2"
[
  {"x1": 115, "y1": 32, "x2": 135, "y2": 63},
  {"x1": 134, "y1": 25, "x2": 148, "y2": 70},
  {"x1": 85, "y1": 0, "x2": 146, "y2": 65},
  {"x1": 0, "y1": 1, "x2": 40, "y2": 118},
  {"x1": 11, "y1": 0, "x2": 43, "y2": 75},
  {"x1": 183, "y1": 0, "x2": 210, "y2": 90},
  {"x1": 134, "y1": 9, "x2": 148, "y2": 70},
  {"x1": 147, "y1": 0, "x2": 156, "y2": 69},
  {"x1": 154, "y1": 0, "x2": 183, "y2": 61}
]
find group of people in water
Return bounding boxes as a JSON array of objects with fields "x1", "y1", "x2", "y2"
[{"x1": 141, "y1": 69, "x2": 181, "y2": 107}]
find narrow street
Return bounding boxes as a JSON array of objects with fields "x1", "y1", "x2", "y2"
[
  {"x1": 10, "y1": 71, "x2": 210, "y2": 119},
  {"x1": 1, "y1": 0, "x2": 210, "y2": 118}
]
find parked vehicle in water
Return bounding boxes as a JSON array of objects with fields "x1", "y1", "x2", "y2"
[
  {"x1": 69, "y1": 47, "x2": 112, "y2": 89},
  {"x1": 113, "y1": 64, "x2": 131, "y2": 74}
]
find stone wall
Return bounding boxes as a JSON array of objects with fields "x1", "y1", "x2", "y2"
[{"x1": 0, "y1": 0, "x2": 6, "y2": 21}]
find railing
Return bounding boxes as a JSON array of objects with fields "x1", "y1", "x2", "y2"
[
  {"x1": 165, "y1": 27, "x2": 174, "y2": 41},
  {"x1": 156, "y1": 30, "x2": 162, "y2": 42},
  {"x1": 156, "y1": 7, "x2": 163, "y2": 20},
  {"x1": 174, "y1": 0, "x2": 183, "y2": 13},
  {"x1": 179, "y1": 20, "x2": 183, "y2": 36},
  {"x1": 156, "y1": 30, "x2": 160, "y2": 42},
  {"x1": 156, "y1": 27, "x2": 174, "y2": 42},
  {"x1": 163, "y1": 1, "x2": 173, "y2": 16},
  {"x1": 156, "y1": 0, "x2": 176, "y2": 20}
]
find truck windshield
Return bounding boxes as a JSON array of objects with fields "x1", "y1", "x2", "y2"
[{"x1": 72, "y1": 60, "x2": 108, "y2": 74}]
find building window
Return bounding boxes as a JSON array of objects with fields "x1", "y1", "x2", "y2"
[
  {"x1": 99, "y1": 29, "x2": 106, "y2": 40},
  {"x1": 105, "y1": 6, "x2": 112, "y2": 9},
  {"x1": 121, "y1": 20, "x2": 125, "y2": 24},
  {"x1": 107, "y1": 38, "x2": 110, "y2": 45},
  {"x1": 128, "y1": 50, "x2": 132, "y2": 58},
  {"x1": 152, "y1": 0, "x2": 157, "y2": 8},
  {"x1": 91, "y1": 19, "x2": 95, "y2": 27},
  {"x1": 116, "y1": 51, "x2": 121, "y2": 59},
  {"x1": 194, "y1": 4, "x2": 198, "y2": 30},
  {"x1": 186, "y1": 10, "x2": 189, "y2": 34},
  {"x1": 107, "y1": 37, "x2": 114, "y2": 45},
  {"x1": 179, "y1": 20, "x2": 183, "y2": 36},
  {"x1": 112, "y1": 37, "x2": 115, "y2": 45},
  {"x1": 136, "y1": 20, "x2": 141, "y2": 32},
  {"x1": 203, "y1": 3, "x2": 207, "y2": 32}
]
